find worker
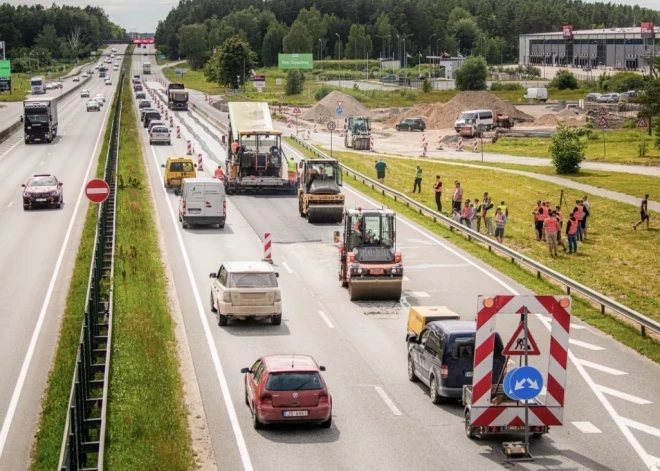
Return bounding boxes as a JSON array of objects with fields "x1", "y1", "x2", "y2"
[
  {"x1": 412, "y1": 165, "x2": 423, "y2": 193},
  {"x1": 231, "y1": 139, "x2": 239, "y2": 155},
  {"x1": 287, "y1": 158, "x2": 297, "y2": 184},
  {"x1": 352, "y1": 218, "x2": 363, "y2": 232},
  {"x1": 214, "y1": 165, "x2": 225, "y2": 179},
  {"x1": 497, "y1": 201, "x2": 508, "y2": 217}
]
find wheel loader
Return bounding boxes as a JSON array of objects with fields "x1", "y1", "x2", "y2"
[
  {"x1": 343, "y1": 116, "x2": 371, "y2": 150},
  {"x1": 337, "y1": 207, "x2": 403, "y2": 301},
  {"x1": 298, "y1": 158, "x2": 345, "y2": 223}
]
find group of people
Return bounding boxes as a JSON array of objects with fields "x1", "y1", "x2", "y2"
[{"x1": 531, "y1": 197, "x2": 590, "y2": 256}]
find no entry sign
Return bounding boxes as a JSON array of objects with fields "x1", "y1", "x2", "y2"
[{"x1": 85, "y1": 178, "x2": 110, "y2": 203}]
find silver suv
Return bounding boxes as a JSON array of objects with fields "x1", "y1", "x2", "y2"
[{"x1": 149, "y1": 125, "x2": 171, "y2": 145}]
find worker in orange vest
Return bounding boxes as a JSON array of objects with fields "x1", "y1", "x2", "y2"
[
  {"x1": 543, "y1": 210, "x2": 559, "y2": 257},
  {"x1": 214, "y1": 165, "x2": 225, "y2": 179},
  {"x1": 566, "y1": 212, "x2": 579, "y2": 254}
]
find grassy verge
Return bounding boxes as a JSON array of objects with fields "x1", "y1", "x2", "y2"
[
  {"x1": 288, "y1": 137, "x2": 660, "y2": 363},
  {"x1": 29, "y1": 78, "x2": 115, "y2": 471},
  {"x1": 482, "y1": 128, "x2": 660, "y2": 165},
  {"x1": 104, "y1": 56, "x2": 193, "y2": 469}
]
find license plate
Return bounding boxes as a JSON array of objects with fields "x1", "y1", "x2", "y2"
[
  {"x1": 283, "y1": 410, "x2": 308, "y2": 417},
  {"x1": 36, "y1": 198, "x2": 47, "y2": 202},
  {"x1": 370, "y1": 269, "x2": 384, "y2": 275},
  {"x1": 465, "y1": 372, "x2": 473, "y2": 378},
  {"x1": 188, "y1": 209, "x2": 201, "y2": 214},
  {"x1": 507, "y1": 426, "x2": 525, "y2": 431}
]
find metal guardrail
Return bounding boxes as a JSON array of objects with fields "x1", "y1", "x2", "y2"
[
  {"x1": 291, "y1": 135, "x2": 660, "y2": 337},
  {"x1": 57, "y1": 65, "x2": 124, "y2": 471}
]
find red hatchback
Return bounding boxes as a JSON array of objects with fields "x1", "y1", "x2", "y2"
[{"x1": 241, "y1": 354, "x2": 332, "y2": 429}]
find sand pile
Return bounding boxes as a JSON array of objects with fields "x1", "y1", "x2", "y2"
[
  {"x1": 302, "y1": 90, "x2": 369, "y2": 122},
  {"x1": 557, "y1": 108, "x2": 579, "y2": 119},
  {"x1": 532, "y1": 114, "x2": 558, "y2": 127},
  {"x1": 388, "y1": 91, "x2": 534, "y2": 130}
]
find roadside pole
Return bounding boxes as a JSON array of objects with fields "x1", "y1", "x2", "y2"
[
  {"x1": 327, "y1": 121, "x2": 336, "y2": 157},
  {"x1": 598, "y1": 108, "x2": 608, "y2": 160},
  {"x1": 292, "y1": 106, "x2": 301, "y2": 137},
  {"x1": 522, "y1": 306, "x2": 531, "y2": 458},
  {"x1": 638, "y1": 117, "x2": 648, "y2": 157}
]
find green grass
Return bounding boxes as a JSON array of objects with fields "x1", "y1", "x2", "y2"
[
  {"x1": 288, "y1": 137, "x2": 660, "y2": 363},
  {"x1": 104, "y1": 54, "x2": 194, "y2": 469},
  {"x1": 482, "y1": 128, "x2": 660, "y2": 165},
  {"x1": 29, "y1": 69, "x2": 116, "y2": 471}
]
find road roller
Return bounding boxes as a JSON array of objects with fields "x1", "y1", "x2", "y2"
[{"x1": 298, "y1": 158, "x2": 345, "y2": 223}]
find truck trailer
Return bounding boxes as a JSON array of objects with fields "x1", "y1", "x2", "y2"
[
  {"x1": 143, "y1": 62, "x2": 151, "y2": 74},
  {"x1": 22, "y1": 96, "x2": 58, "y2": 144},
  {"x1": 167, "y1": 83, "x2": 189, "y2": 111}
]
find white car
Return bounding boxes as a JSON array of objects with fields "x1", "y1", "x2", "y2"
[
  {"x1": 95, "y1": 65, "x2": 100, "y2": 69},
  {"x1": 45, "y1": 83, "x2": 53, "y2": 90},
  {"x1": 209, "y1": 261, "x2": 282, "y2": 326},
  {"x1": 95, "y1": 94, "x2": 106, "y2": 104},
  {"x1": 105, "y1": 79, "x2": 112, "y2": 86},
  {"x1": 87, "y1": 100, "x2": 101, "y2": 112},
  {"x1": 80, "y1": 89, "x2": 90, "y2": 98},
  {"x1": 72, "y1": 77, "x2": 80, "y2": 82},
  {"x1": 81, "y1": 72, "x2": 89, "y2": 78}
]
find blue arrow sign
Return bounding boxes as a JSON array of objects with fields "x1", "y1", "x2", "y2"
[
  {"x1": 504, "y1": 366, "x2": 544, "y2": 401},
  {"x1": 336, "y1": 107, "x2": 343, "y2": 115}
]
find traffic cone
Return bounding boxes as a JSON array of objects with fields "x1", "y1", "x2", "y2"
[
  {"x1": 473, "y1": 139, "x2": 478, "y2": 152},
  {"x1": 177, "y1": 125, "x2": 181, "y2": 138},
  {"x1": 457, "y1": 137, "x2": 463, "y2": 152},
  {"x1": 197, "y1": 153, "x2": 203, "y2": 171},
  {"x1": 187, "y1": 140, "x2": 192, "y2": 155}
]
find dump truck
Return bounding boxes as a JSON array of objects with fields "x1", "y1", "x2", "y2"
[
  {"x1": 343, "y1": 116, "x2": 371, "y2": 150},
  {"x1": 337, "y1": 207, "x2": 403, "y2": 300},
  {"x1": 298, "y1": 158, "x2": 345, "y2": 223},
  {"x1": 225, "y1": 102, "x2": 295, "y2": 194},
  {"x1": 492, "y1": 113, "x2": 514, "y2": 129},
  {"x1": 22, "y1": 96, "x2": 58, "y2": 144},
  {"x1": 143, "y1": 62, "x2": 151, "y2": 74},
  {"x1": 167, "y1": 83, "x2": 189, "y2": 111}
]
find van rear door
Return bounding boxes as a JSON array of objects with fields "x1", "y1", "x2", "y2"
[
  {"x1": 444, "y1": 334, "x2": 477, "y2": 389},
  {"x1": 183, "y1": 182, "x2": 206, "y2": 216},
  {"x1": 203, "y1": 182, "x2": 225, "y2": 218}
]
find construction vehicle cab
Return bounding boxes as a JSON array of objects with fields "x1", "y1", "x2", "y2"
[
  {"x1": 337, "y1": 208, "x2": 403, "y2": 300},
  {"x1": 298, "y1": 159, "x2": 345, "y2": 223},
  {"x1": 343, "y1": 116, "x2": 371, "y2": 150}
]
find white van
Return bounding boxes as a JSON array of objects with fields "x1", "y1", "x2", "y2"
[
  {"x1": 454, "y1": 109, "x2": 494, "y2": 133},
  {"x1": 176, "y1": 178, "x2": 226, "y2": 228},
  {"x1": 524, "y1": 87, "x2": 548, "y2": 102}
]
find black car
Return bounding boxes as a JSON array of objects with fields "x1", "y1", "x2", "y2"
[
  {"x1": 138, "y1": 100, "x2": 151, "y2": 109},
  {"x1": 143, "y1": 110, "x2": 162, "y2": 128},
  {"x1": 22, "y1": 174, "x2": 64, "y2": 210},
  {"x1": 136, "y1": 92, "x2": 146, "y2": 100},
  {"x1": 396, "y1": 118, "x2": 426, "y2": 132}
]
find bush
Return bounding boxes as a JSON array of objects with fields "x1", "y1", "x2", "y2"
[
  {"x1": 621, "y1": 119, "x2": 637, "y2": 129},
  {"x1": 489, "y1": 81, "x2": 525, "y2": 91},
  {"x1": 285, "y1": 69, "x2": 305, "y2": 95},
  {"x1": 422, "y1": 78, "x2": 432, "y2": 93},
  {"x1": 549, "y1": 70, "x2": 579, "y2": 90},
  {"x1": 455, "y1": 56, "x2": 487, "y2": 91},
  {"x1": 602, "y1": 71, "x2": 646, "y2": 93},
  {"x1": 314, "y1": 87, "x2": 331, "y2": 101},
  {"x1": 549, "y1": 125, "x2": 587, "y2": 174}
]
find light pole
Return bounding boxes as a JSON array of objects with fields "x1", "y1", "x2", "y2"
[
  {"x1": 401, "y1": 33, "x2": 412, "y2": 85},
  {"x1": 376, "y1": 35, "x2": 391, "y2": 79},
  {"x1": 335, "y1": 33, "x2": 342, "y2": 88},
  {"x1": 396, "y1": 34, "x2": 401, "y2": 68},
  {"x1": 319, "y1": 38, "x2": 324, "y2": 73},
  {"x1": 429, "y1": 33, "x2": 437, "y2": 77}
]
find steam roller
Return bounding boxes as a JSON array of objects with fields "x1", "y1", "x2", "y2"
[
  {"x1": 298, "y1": 158, "x2": 345, "y2": 224},
  {"x1": 337, "y1": 207, "x2": 404, "y2": 301}
]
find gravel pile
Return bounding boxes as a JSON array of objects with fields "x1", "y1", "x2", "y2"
[
  {"x1": 302, "y1": 90, "x2": 369, "y2": 122},
  {"x1": 389, "y1": 91, "x2": 534, "y2": 130}
]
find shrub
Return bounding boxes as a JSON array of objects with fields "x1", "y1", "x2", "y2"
[
  {"x1": 621, "y1": 119, "x2": 637, "y2": 129},
  {"x1": 549, "y1": 125, "x2": 586, "y2": 174},
  {"x1": 602, "y1": 71, "x2": 646, "y2": 93},
  {"x1": 489, "y1": 81, "x2": 524, "y2": 91},
  {"x1": 285, "y1": 69, "x2": 305, "y2": 95},
  {"x1": 422, "y1": 78, "x2": 432, "y2": 93},
  {"x1": 455, "y1": 56, "x2": 487, "y2": 91},
  {"x1": 549, "y1": 70, "x2": 579, "y2": 90},
  {"x1": 314, "y1": 87, "x2": 331, "y2": 101}
]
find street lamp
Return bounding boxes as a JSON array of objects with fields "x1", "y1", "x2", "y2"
[
  {"x1": 376, "y1": 34, "x2": 390, "y2": 79},
  {"x1": 335, "y1": 33, "x2": 342, "y2": 88},
  {"x1": 401, "y1": 33, "x2": 412, "y2": 85},
  {"x1": 429, "y1": 33, "x2": 437, "y2": 77}
]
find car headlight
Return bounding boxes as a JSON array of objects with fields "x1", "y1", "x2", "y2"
[
  {"x1": 23, "y1": 192, "x2": 31, "y2": 198},
  {"x1": 50, "y1": 191, "x2": 59, "y2": 196}
]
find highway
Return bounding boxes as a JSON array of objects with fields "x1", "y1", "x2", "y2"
[
  {"x1": 0, "y1": 45, "x2": 127, "y2": 469},
  {"x1": 138, "y1": 51, "x2": 660, "y2": 470}
]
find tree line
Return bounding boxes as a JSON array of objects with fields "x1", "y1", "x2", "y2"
[
  {"x1": 156, "y1": 0, "x2": 660, "y2": 68},
  {"x1": 0, "y1": 4, "x2": 126, "y2": 72}
]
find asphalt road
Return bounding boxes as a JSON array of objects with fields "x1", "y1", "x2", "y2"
[
  {"x1": 141, "y1": 54, "x2": 660, "y2": 471},
  {"x1": 0, "y1": 45, "x2": 127, "y2": 470}
]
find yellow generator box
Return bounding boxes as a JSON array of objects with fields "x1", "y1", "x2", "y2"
[{"x1": 407, "y1": 306, "x2": 460, "y2": 337}]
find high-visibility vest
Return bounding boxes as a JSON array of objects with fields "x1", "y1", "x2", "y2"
[
  {"x1": 575, "y1": 207, "x2": 584, "y2": 221},
  {"x1": 544, "y1": 217, "x2": 558, "y2": 233},
  {"x1": 415, "y1": 168, "x2": 422, "y2": 179},
  {"x1": 538, "y1": 207, "x2": 548, "y2": 221},
  {"x1": 214, "y1": 168, "x2": 225, "y2": 178},
  {"x1": 567, "y1": 219, "x2": 579, "y2": 235},
  {"x1": 288, "y1": 160, "x2": 296, "y2": 172},
  {"x1": 434, "y1": 181, "x2": 442, "y2": 192},
  {"x1": 498, "y1": 205, "x2": 507, "y2": 215}
]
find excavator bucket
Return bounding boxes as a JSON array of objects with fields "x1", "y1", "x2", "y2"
[
  {"x1": 348, "y1": 277, "x2": 403, "y2": 301},
  {"x1": 307, "y1": 205, "x2": 344, "y2": 223}
]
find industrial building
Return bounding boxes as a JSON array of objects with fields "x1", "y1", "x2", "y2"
[{"x1": 519, "y1": 24, "x2": 659, "y2": 70}]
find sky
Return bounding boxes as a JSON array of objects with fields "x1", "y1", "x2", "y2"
[{"x1": 8, "y1": 0, "x2": 660, "y2": 35}]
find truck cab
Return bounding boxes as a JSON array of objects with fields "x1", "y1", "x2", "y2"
[
  {"x1": 30, "y1": 76, "x2": 45, "y2": 95},
  {"x1": 23, "y1": 97, "x2": 58, "y2": 144},
  {"x1": 167, "y1": 83, "x2": 189, "y2": 111}
]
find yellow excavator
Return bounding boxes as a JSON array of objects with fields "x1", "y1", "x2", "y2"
[
  {"x1": 337, "y1": 207, "x2": 403, "y2": 301},
  {"x1": 298, "y1": 158, "x2": 345, "y2": 223}
]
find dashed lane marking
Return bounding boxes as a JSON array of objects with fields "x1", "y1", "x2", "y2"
[
  {"x1": 281, "y1": 262, "x2": 293, "y2": 274},
  {"x1": 374, "y1": 386, "x2": 402, "y2": 416},
  {"x1": 318, "y1": 311, "x2": 335, "y2": 329},
  {"x1": 7, "y1": 202, "x2": 12, "y2": 208},
  {"x1": 577, "y1": 359, "x2": 627, "y2": 376},
  {"x1": 573, "y1": 422, "x2": 602, "y2": 434},
  {"x1": 411, "y1": 292, "x2": 430, "y2": 298},
  {"x1": 597, "y1": 385, "x2": 652, "y2": 405},
  {"x1": 569, "y1": 339, "x2": 605, "y2": 351}
]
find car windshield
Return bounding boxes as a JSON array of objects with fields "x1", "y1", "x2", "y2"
[
  {"x1": 266, "y1": 372, "x2": 323, "y2": 391},
  {"x1": 228, "y1": 272, "x2": 277, "y2": 288},
  {"x1": 27, "y1": 176, "x2": 56, "y2": 187},
  {"x1": 169, "y1": 162, "x2": 194, "y2": 172},
  {"x1": 25, "y1": 115, "x2": 49, "y2": 124},
  {"x1": 458, "y1": 112, "x2": 476, "y2": 120}
]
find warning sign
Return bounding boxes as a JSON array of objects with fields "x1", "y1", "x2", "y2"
[
  {"x1": 292, "y1": 106, "x2": 301, "y2": 114},
  {"x1": 637, "y1": 118, "x2": 647, "y2": 128},
  {"x1": 598, "y1": 117, "x2": 608, "y2": 128},
  {"x1": 600, "y1": 106, "x2": 607, "y2": 116},
  {"x1": 503, "y1": 322, "x2": 541, "y2": 356}
]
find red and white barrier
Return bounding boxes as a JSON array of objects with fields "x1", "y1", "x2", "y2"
[
  {"x1": 187, "y1": 140, "x2": 192, "y2": 155},
  {"x1": 197, "y1": 153, "x2": 203, "y2": 171},
  {"x1": 457, "y1": 137, "x2": 464, "y2": 152},
  {"x1": 205, "y1": 94, "x2": 208, "y2": 102},
  {"x1": 209, "y1": 98, "x2": 213, "y2": 106},
  {"x1": 306, "y1": 129, "x2": 310, "y2": 140},
  {"x1": 422, "y1": 142, "x2": 428, "y2": 157},
  {"x1": 313, "y1": 124, "x2": 317, "y2": 133},
  {"x1": 287, "y1": 117, "x2": 292, "y2": 128},
  {"x1": 176, "y1": 125, "x2": 181, "y2": 138},
  {"x1": 165, "y1": 110, "x2": 169, "y2": 120},
  {"x1": 437, "y1": 136, "x2": 444, "y2": 150},
  {"x1": 169, "y1": 116, "x2": 174, "y2": 128},
  {"x1": 263, "y1": 232, "x2": 273, "y2": 263},
  {"x1": 370, "y1": 136, "x2": 375, "y2": 151},
  {"x1": 422, "y1": 133, "x2": 427, "y2": 146}
]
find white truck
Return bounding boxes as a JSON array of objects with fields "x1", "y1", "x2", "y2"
[
  {"x1": 143, "y1": 62, "x2": 151, "y2": 75},
  {"x1": 30, "y1": 76, "x2": 45, "y2": 94}
]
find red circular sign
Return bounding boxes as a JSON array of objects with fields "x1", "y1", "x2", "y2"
[{"x1": 85, "y1": 178, "x2": 110, "y2": 203}]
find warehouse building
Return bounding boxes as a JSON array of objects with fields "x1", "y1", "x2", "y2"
[{"x1": 519, "y1": 24, "x2": 659, "y2": 70}]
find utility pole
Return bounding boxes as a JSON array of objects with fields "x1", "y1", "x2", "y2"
[
  {"x1": 335, "y1": 33, "x2": 342, "y2": 88},
  {"x1": 401, "y1": 33, "x2": 412, "y2": 85},
  {"x1": 429, "y1": 33, "x2": 437, "y2": 77}
]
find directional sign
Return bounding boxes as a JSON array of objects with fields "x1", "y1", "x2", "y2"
[
  {"x1": 85, "y1": 179, "x2": 110, "y2": 203},
  {"x1": 278, "y1": 95, "x2": 284, "y2": 101},
  {"x1": 336, "y1": 107, "x2": 343, "y2": 115},
  {"x1": 292, "y1": 106, "x2": 301, "y2": 114},
  {"x1": 337, "y1": 101, "x2": 343, "y2": 107},
  {"x1": 503, "y1": 321, "x2": 540, "y2": 356},
  {"x1": 600, "y1": 106, "x2": 607, "y2": 116},
  {"x1": 637, "y1": 118, "x2": 647, "y2": 128},
  {"x1": 599, "y1": 117, "x2": 608, "y2": 128},
  {"x1": 327, "y1": 121, "x2": 336, "y2": 131},
  {"x1": 504, "y1": 366, "x2": 544, "y2": 401}
]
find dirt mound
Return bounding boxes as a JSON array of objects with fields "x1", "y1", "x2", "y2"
[
  {"x1": 388, "y1": 91, "x2": 534, "y2": 130},
  {"x1": 557, "y1": 108, "x2": 578, "y2": 119},
  {"x1": 302, "y1": 90, "x2": 369, "y2": 122},
  {"x1": 532, "y1": 114, "x2": 558, "y2": 127}
]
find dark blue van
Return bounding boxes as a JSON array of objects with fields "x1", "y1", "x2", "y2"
[{"x1": 407, "y1": 320, "x2": 506, "y2": 403}]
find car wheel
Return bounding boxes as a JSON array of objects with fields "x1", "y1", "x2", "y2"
[
  {"x1": 407, "y1": 356, "x2": 418, "y2": 382},
  {"x1": 430, "y1": 375, "x2": 444, "y2": 404},
  {"x1": 218, "y1": 313, "x2": 228, "y2": 326},
  {"x1": 271, "y1": 314, "x2": 282, "y2": 326},
  {"x1": 210, "y1": 291, "x2": 217, "y2": 313},
  {"x1": 395, "y1": 126, "x2": 400, "y2": 131},
  {"x1": 320, "y1": 416, "x2": 332, "y2": 428},
  {"x1": 533, "y1": 432, "x2": 544, "y2": 439},
  {"x1": 252, "y1": 405, "x2": 263, "y2": 430},
  {"x1": 465, "y1": 411, "x2": 479, "y2": 439},
  {"x1": 244, "y1": 388, "x2": 249, "y2": 406},
  {"x1": 182, "y1": 220, "x2": 188, "y2": 229},
  {"x1": 218, "y1": 223, "x2": 225, "y2": 229},
  {"x1": 23, "y1": 205, "x2": 29, "y2": 211}
]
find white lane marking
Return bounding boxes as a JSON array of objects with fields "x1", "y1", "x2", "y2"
[
  {"x1": 569, "y1": 339, "x2": 605, "y2": 351},
  {"x1": 335, "y1": 181, "x2": 656, "y2": 471},
  {"x1": 148, "y1": 146, "x2": 253, "y2": 470},
  {"x1": 374, "y1": 386, "x2": 401, "y2": 416},
  {"x1": 538, "y1": 314, "x2": 587, "y2": 330},
  {"x1": 317, "y1": 311, "x2": 335, "y2": 329},
  {"x1": 577, "y1": 359, "x2": 628, "y2": 376},
  {"x1": 405, "y1": 263, "x2": 470, "y2": 269},
  {"x1": 573, "y1": 421, "x2": 602, "y2": 434},
  {"x1": 403, "y1": 276, "x2": 410, "y2": 281},
  {"x1": 281, "y1": 261, "x2": 293, "y2": 274},
  {"x1": 6, "y1": 202, "x2": 12, "y2": 208},
  {"x1": 411, "y1": 291, "x2": 430, "y2": 298},
  {"x1": 598, "y1": 385, "x2": 652, "y2": 405},
  {"x1": 0, "y1": 87, "x2": 115, "y2": 459},
  {"x1": 620, "y1": 417, "x2": 660, "y2": 438}
]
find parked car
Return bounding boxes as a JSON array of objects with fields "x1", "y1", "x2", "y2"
[
  {"x1": 585, "y1": 93, "x2": 602, "y2": 102},
  {"x1": 396, "y1": 117, "x2": 426, "y2": 132},
  {"x1": 241, "y1": 354, "x2": 332, "y2": 429},
  {"x1": 597, "y1": 93, "x2": 618, "y2": 103},
  {"x1": 21, "y1": 174, "x2": 64, "y2": 210},
  {"x1": 81, "y1": 72, "x2": 89, "y2": 78},
  {"x1": 380, "y1": 74, "x2": 398, "y2": 82},
  {"x1": 209, "y1": 261, "x2": 282, "y2": 325},
  {"x1": 87, "y1": 100, "x2": 101, "y2": 112},
  {"x1": 72, "y1": 76, "x2": 80, "y2": 82}
]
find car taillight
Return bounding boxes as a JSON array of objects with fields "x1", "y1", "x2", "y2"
[
  {"x1": 274, "y1": 291, "x2": 281, "y2": 302},
  {"x1": 223, "y1": 201, "x2": 226, "y2": 215},
  {"x1": 222, "y1": 292, "x2": 232, "y2": 303},
  {"x1": 259, "y1": 393, "x2": 272, "y2": 406},
  {"x1": 440, "y1": 365, "x2": 448, "y2": 379},
  {"x1": 318, "y1": 392, "x2": 329, "y2": 404},
  {"x1": 530, "y1": 426, "x2": 543, "y2": 432}
]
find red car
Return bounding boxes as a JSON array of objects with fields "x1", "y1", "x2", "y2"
[
  {"x1": 241, "y1": 354, "x2": 332, "y2": 429},
  {"x1": 22, "y1": 174, "x2": 64, "y2": 210}
]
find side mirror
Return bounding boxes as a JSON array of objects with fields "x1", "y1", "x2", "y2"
[
  {"x1": 209, "y1": 272, "x2": 217, "y2": 278},
  {"x1": 174, "y1": 189, "x2": 181, "y2": 196},
  {"x1": 275, "y1": 272, "x2": 279, "y2": 278},
  {"x1": 319, "y1": 366, "x2": 326, "y2": 372},
  {"x1": 20, "y1": 116, "x2": 24, "y2": 122},
  {"x1": 194, "y1": 164, "x2": 197, "y2": 168},
  {"x1": 333, "y1": 230, "x2": 341, "y2": 244},
  {"x1": 407, "y1": 334, "x2": 419, "y2": 344},
  {"x1": 21, "y1": 184, "x2": 25, "y2": 187},
  {"x1": 59, "y1": 182, "x2": 63, "y2": 186},
  {"x1": 240, "y1": 368, "x2": 250, "y2": 374}
]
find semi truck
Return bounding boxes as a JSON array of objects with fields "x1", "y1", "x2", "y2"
[
  {"x1": 224, "y1": 102, "x2": 295, "y2": 194},
  {"x1": 143, "y1": 62, "x2": 151, "y2": 74},
  {"x1": 22, "y1": 96, "x2": 58, "y2": 144},
  {"x1": 167, "y1": 83, "x2": 189, "y2": 111},
  {"x1": 30, "y1": 76, "x2": 45, "y2": 94}
]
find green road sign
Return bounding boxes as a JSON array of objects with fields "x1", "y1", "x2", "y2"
[
  {"x1": 0, "y1": 60, "x2": 10, "y2": 78},
  {"x1": 278, "y1": 53, "x2": 313, "y2": 70}
]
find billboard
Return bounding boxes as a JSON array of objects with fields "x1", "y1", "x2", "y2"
[
  {"x1": 0, "y1": 60, "x2": 10, "y2": 78},
  {"x1": 278, "y1": 53, "x2": 313, "y2": 69},
  {"x1": 562, "y1": 25, "x2": 574, "y2": 40},
  {"x1": 132, "y1": 38, "x2": 155, "y2": 44},
  {"x1": 641, "y1": 22, "x2": 655, "y2": 39}
]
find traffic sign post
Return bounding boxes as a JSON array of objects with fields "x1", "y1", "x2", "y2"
[
  {"x1": 327, "y1": 121, "x2": 337, "y2": 157},
  {"x1": 292, "y1": 106, "x2": 301, "y2": 136},
  {"x1": 638, "y1": 118, "x2": 647, "y2": 157},
  {"x1": 599, "y1": 117, "x2": 608, "y2": 160},
  {"x1": 85, "y1": 179, "x2": 110, "y2": 204}
]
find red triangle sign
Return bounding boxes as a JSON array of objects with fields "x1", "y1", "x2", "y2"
[
  {"x1": 598, "y1": 117, "x2": 608, "y2": 127},
  {"x1": 503, "y1": 322, "x2": 540, "y2": 356},
  {"x1": 637, "y1": 118, "x2": 647, "y2": 128},
  {"x1": 293, "y1": 106, "x2": 301, "y2": 114}
]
